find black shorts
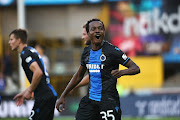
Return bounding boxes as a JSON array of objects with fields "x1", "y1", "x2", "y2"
[
  {"x1": 29, "y1": 96, "x2": 57, "y2": 120},
  {"x1": 75, "y1": 95, "x2": 121, "y2": 120}
]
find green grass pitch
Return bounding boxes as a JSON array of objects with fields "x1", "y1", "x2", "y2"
[{"x1": 0, "y1": 117, "x2": 179, "y2": 120}]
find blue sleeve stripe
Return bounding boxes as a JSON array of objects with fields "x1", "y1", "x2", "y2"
[
  {"x1": 28, "y1": 59, "x2": 35, "y2": 67},
  {"x1": 48, "y1": 84, "x2": 57, "y2": 96},
  {"x1": 123, "y1": 58, "x2": 130, "y2": 65}
]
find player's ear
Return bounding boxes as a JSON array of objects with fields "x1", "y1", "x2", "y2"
[{"x1": 17, "y1": 38, "x2": 21, "y2": 44}]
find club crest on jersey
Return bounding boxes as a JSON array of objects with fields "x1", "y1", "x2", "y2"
[{"x1": 100, "y1": 54, "x2": 106, "y2": 62}]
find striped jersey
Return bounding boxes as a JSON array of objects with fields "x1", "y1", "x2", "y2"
[
  {"x1": 81, "y1": 41, "x2": 130, "y2": 101},
  {"x1": 21, "y1": 46, "x2": 57, "y2": 100}
]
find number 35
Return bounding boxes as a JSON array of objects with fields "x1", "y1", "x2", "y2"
[{"x1": 100, "y1": 110, "x2": 115, "y2": 120}]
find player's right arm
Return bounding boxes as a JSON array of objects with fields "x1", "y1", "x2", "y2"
[
  {"x1": 74, "y1": 74, "x2": 89, "y2": 88},
  {"x1": 69, "y1": 74, "x2": 89, "y2": 94},
  {"x1": 56, "y1": 65, "x2": 87, "y2": 112}
]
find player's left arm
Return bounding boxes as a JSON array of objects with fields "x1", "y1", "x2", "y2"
[
  {"x1": 111, "y1": 59, "x2": 140, "y2": 78},
  {"x1": 19, "y1": 61, "x2": 43, "y2": 101},
  {"x1": 28, "y1": 61, "x2": 43, "y2": 93},
  {"x1": 13, "y1": 62, "x2": 42, "y2": 106}
]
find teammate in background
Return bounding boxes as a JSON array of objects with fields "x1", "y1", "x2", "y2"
[
  {"x1": 9, "y1": 29, "x2": 57, "y2": 120},
  {"x1": 82, "y1": 24, "x2": 91, "y2": 46},
  {"x1": 73, "y1": 24, "x2": 91, "y2": 89},
  {"x1": 35, "y1": 44, "x2": 50, "y2": 72},
  {"x1": 56, "y1": 18, "x2": 140, "y2": 120}
]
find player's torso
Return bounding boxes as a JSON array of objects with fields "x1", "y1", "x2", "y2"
[
  {"x1": 83, "y1": 41, "x2": 119, "y2": 101},
  {"x1": 21, "y1": 47, "x2": 47, "y2": 82},
  {"x1": 21, "y1": 47, "x2": 57, "y2": 99}
]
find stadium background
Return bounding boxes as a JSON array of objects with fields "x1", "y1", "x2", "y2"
[{"x1": 0, "y1": 0, "x2": 180, "y2": 120}]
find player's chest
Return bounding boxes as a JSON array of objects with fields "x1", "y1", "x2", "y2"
[{"x1": 84, "y1": 51, "x2": 112, "y2": 69}]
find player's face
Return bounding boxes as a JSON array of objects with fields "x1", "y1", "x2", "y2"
[
  {"x1": 88, "y1": 21, "x2": 105, "y2": 45},
  {"x1": 82, "y1": 28, "x2": 91, "y2": 45},
  {"x1": 9, "y1": 34, "x2": 20, "y2": 51}
]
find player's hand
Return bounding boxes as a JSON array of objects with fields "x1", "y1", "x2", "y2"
[
  {"x1": 56, "y1": 96, "x2": 65, "y2": 112},
  {"x1": 13, "y1": 88, "x2": 33, "y2": 106},
  {"x1": 23, "y1": 88, "x2": 33, "y2": 100},
  {"x1": 13, "y1": 93, "x2": 24, "y2": 106},
  {"x1": 111, "y1": 69, "x2": 122, "y2": 78}
]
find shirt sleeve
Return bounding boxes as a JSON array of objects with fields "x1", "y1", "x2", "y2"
[
  {"x1": 112, "y1": 46, "x2": 130, "y2": 66},
  {"x1": 80, "y1": 47, "x2": 90, "y2": 67},
  {"x1": 21, "y1": 51, "x2": 36, "y2": 67}
]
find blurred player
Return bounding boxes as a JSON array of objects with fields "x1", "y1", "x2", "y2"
[
  {"x1": 9, "y1": 29, "x2": 57, "y2": 120},
  {"x1": 82, "y1": 24, "x2": 91, "y2": 46},
  {"x1": 35, "y1": 44, "x2": 50, "y2": 72},
  {"x1": 73, "y1": 24, "x2": 91, "y2": 90},
  {"x1": 56, "y1": 18, "x2": 140, "y2": 120}
]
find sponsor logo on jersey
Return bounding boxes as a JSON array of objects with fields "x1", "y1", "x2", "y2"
[
  {"x1": 86, "y1": 64, "x2": 104, "y2": 73},
  {"x1": 25, "y1": 56, "x2": 32, "y2": 63},
  {"x1": 86, "y1": 64, "x2": 104, "y2": 69},
  {"x1": 89, "y1": 70, "x2": 100, "y2": 73}
]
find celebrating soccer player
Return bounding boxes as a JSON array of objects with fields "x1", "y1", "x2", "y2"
[{"x1": 56, "y1": 18, "x2": 140, "y2": 120}]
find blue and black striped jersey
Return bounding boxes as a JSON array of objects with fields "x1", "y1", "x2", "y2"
[
  {"x1": 81, "y1": 41, "x2": 130, "y2": 102},
  {"x1": 21, "y1": 46, "x2": 57, "y2": 100}
]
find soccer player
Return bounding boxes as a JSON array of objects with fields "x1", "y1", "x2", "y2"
[
  {"x1": 9, "y1": 29, "x2": 57, "y2": 120},
  {"x1": 35, "y1": 44, "x2": 50, "y2": 72},
  {"x1": 74, "y1": 24, "x2": 91, "y2": 89},
  {"x1": 56, "y1": 18, "x2": 140, "y2": 120},
  {"x1": 82, "y1": 24, "x2": 91, "y2": 46}
]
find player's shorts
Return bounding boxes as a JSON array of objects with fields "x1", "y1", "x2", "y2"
[
  {"x1": 29, "y1": 96, "x2": 57, "y2": 120},
  {"x1": 99, "y1": 95, "x2": 122, "y2": 120},
  {"x1": 75, "y1": 95, "x2": 121, "y2": 120}
]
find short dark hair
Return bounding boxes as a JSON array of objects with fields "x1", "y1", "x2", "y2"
[
  {"x1": 85, "y1": 18, "x2": 105, "y2": 33},
  {"x1": 9, "y1": 29, "x2": 28, "y2": 44}
]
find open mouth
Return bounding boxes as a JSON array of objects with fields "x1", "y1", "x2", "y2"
[{"x1": 95, "y1": 34, "x2": 101, "y2": 39}]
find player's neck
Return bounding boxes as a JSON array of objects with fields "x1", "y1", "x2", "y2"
[
  {"x1": 18, "y1": 43, "x2": 27, "y2": 53},
  {"x1": 92, "y1": 41, "x2": 104, "y2": 51}
]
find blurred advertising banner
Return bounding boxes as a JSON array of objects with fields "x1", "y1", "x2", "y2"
[
  {"x1": 121, "y1": 94, "x2": 180, "y2": 117},
  {"x1": 108, "y1": 0, "x2": 180, "y2": 63},
  {"x1": 1, "y1": 94, "x2": 180, "y2": 118},
  {"x1": 0, "y1": 100, "x2": 34, "y2": 118},
  {"x1": 0, "y1": 96, "x2": 60, "y2": 118},
  {"x1": 0, "y1": 0, "x2": 131, "y2": 6},
  {"x1": 118, "y1": 56, "x2": 163, "y2": 90}
]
